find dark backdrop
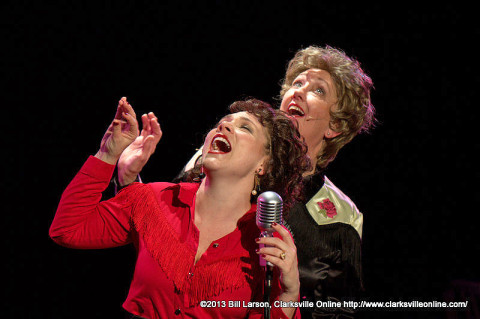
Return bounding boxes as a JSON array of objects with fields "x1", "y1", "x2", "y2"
[{"x1": 3, "y1": 2, "x2": 479, "y2": 318}]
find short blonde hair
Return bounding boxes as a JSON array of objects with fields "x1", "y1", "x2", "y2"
[{"x1": 280, "y1": 45, "x2": 376, "y2": 169}]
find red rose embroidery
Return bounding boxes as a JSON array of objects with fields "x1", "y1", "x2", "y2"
[{"x1": 317, "y1": 198, "x2": 337, "y2": 218}]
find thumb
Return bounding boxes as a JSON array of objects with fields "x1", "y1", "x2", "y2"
[
  {"x1": 123, "y1": 112, "x2": 139, "y2": 136},
  {"x1": 112, "y1": 119, "x2": 123, "y2": 137},
  {"x1": 142, "y1": 135, "x2": 157, "y2": 156}
]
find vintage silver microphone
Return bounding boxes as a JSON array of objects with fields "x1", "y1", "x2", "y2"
[
  {"x1": 256, "y1": 191, "x2": 283, "y2": 319},
  {"x1": 256, "y1": 191, "x2": 284, "y2": 266}
]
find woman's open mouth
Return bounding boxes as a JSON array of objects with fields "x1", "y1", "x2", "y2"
[
  {"x1": 287, "y1": 103, "x2": 305, "y2": 117},
  {"x1": 208, "y1": 134, "x2": 232, "y2": 154}
]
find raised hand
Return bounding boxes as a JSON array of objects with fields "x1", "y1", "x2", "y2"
[
  {"x1": 117, "y1": 112, "x2": 162, "y2": 186},
  {"x1": 95, "y1": 97, "x2": 139, "y2": 165}
]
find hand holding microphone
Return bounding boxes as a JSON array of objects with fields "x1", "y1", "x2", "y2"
[
  {"x1": 256, "y1": 192, "x2": 300, "y2": 302},
  {"x1": 256, "y1": 191, "x2": 283, "y2": 268}
]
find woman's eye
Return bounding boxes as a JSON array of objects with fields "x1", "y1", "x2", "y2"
[
  {"x1": 292, "y1": 81, "x2": 303, "y2": 87},
  {"x1": 240, "y1": 125, "x2": 252, "y2": 132},
  {"x1": 238, "y1": 123, "x2": 252, "y2": 132},
  {"x1": 315, "y1": 88, "x2": 325, "y2": 95}
]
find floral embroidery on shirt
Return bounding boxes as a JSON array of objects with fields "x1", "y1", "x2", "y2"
[{"x1": 317, "y1": 198, "x2": 337, "y2": 218}]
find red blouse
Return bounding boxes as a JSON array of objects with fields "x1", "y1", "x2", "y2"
[{"x1": 50, "y1": 156, "x2": 298, "y2": 318}]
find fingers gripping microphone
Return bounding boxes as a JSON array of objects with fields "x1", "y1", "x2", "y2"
[{"x1": 256, "y1": 191, "x2": 283, "y2": 319}]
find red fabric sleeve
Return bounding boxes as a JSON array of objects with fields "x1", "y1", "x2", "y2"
[{"x1": 49, "y1": 156, "x2": 140, "y2": 249}]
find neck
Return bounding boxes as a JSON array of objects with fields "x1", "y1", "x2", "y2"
[
  {"x1": 195, "y1": 173, "x2": 253, "y2": 224},
  {"x1": 304, "y1": 139, "x2": 326, "y2": 177},
  {"x1": 303, "y1": 147, "x2": 321, "y2": 177},
  {"x1": 304, "y1": 152, "x2": 318, "y2": 177}
]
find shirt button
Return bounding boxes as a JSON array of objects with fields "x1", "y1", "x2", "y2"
[
  {"x1": 188, "y1": 272, "x2": 194, "y2": 277},
  {"x1": 174, "y1": 308, "x2": 181, "y2": 315},
  {"x1": 213, "y1": 243, "x2": 219, "y2": 248}
]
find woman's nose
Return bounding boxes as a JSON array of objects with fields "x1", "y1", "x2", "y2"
[
  {"x1": 292, "y1": 86, "x2": 306, "y2": 101},
  {"x1": 217, "y1": 121, "x2": 233, "y2": 133}
]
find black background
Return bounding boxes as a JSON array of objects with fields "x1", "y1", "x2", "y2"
[{"x1": 3, "y1": 2, "x2": 479, "y2": 318}]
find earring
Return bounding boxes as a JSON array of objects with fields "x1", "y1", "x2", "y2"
[
  {"x1": 193, "y1": 166, "x2": 206, "y2": 182},
  {"x1": 192, "y1": 154, "x2": 206, "y2": 182},
  {"x1": 251, "y1": 172, "x2": 260, "y2": 196},
  {"x1": 198, "y1": 167, "x2": 206, "y2": 179}
]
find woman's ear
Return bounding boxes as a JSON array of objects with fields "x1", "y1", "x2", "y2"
[
  {"x1": 256, "y1": 160, "x2": 267, "y2": 176},
  {"x1": 325, "y1": 128, "x2": 341, "y2": 139},
  {"x1": 326, "y1": 119, "x2": 342, "y2": 139}
]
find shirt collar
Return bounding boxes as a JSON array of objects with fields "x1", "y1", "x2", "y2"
[
  {"x1": 176, "y1": 182, "x2": 201, "y2": 207},
  {"x1": 237, "y1": 204, "x2": 257, "y2": 227},
  {"x1": 303, "y1": 171, "x2": 326, "y2": 200}
]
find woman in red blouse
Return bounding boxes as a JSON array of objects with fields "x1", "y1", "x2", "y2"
[{"x1": 50, "y1": 98, "x2": 310, "y2": 318}]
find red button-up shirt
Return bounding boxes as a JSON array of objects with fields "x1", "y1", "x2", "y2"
[{"x1": 50, "y1": 156, "x2": 299, "y2": 318}]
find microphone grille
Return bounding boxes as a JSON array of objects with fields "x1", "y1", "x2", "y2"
[{"x1": 256, "y1": 191, "x2": 283, "y2": 230}]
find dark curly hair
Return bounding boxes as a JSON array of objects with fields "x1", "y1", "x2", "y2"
[{"x1": 185, "y1": 99, "x2": 311, "y2": 212}]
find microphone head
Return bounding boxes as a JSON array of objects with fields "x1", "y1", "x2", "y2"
[{"x1": 256, "y1": 191, "x2": 283, "y2": 232}]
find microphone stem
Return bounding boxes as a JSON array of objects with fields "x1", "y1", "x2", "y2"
[{"x1": 264, "y1": 265, "x2": 273, "y2": 319}]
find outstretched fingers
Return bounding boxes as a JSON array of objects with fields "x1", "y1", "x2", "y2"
[
  {"x1": 139, "y1": 112, "x2": 162, "y2": 150},
  {"x1": 116, "y1": 98, "x2": 139, "y2": 136},
  {"x1": 149, "y1": 113, "x2": 162, "y2": 142},
  {"x1": 140, "y1": 114, "x2": 150, "y2": 137}
]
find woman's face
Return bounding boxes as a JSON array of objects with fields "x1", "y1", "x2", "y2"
[
  {"x1": 280, "y1": 68, "x2": 338, "y2": 160},
  {"x1": 202, "y1": 111, "x2": 269, "y2": 178}
]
